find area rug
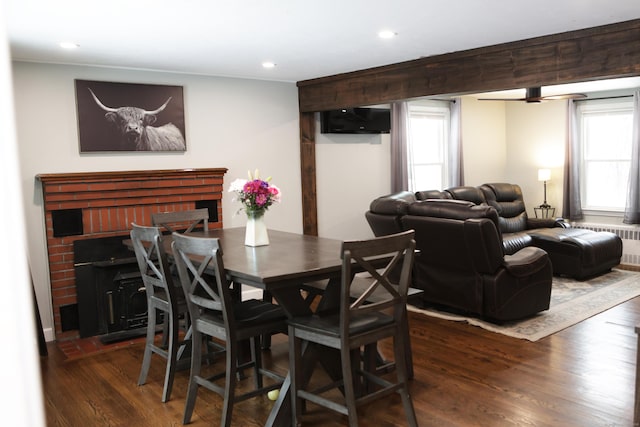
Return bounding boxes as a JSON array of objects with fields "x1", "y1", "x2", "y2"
[{"x1": 407, "y1": 268, "x2": 640, "y2": 341}]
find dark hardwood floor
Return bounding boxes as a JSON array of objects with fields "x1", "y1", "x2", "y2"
[{"x1": 41, "y1": 297, "x2": 640, "y2": 426}]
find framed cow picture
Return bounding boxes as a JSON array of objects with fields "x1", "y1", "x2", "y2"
[{"x1": 75, "y1": 79, "x2": 187, "y2": 152}]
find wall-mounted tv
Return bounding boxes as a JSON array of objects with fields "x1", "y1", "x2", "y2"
[{"x1": 320, "y1": 107, "x2": 391, "y2": 134}]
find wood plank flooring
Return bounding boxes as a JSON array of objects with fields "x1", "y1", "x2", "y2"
[{"x1": 41, "y1": 296, "x2": 640, "y2": 426}]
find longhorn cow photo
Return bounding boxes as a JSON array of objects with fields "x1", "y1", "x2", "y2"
[{"x1": 75, "y1": 80, "x2": 187, "y2": 152}]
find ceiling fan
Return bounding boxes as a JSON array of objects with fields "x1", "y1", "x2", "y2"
[{"x1": 478, "y1": 87, "x2": 587, "y2": 103}]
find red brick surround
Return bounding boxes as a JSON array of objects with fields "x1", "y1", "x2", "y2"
[{"x1": 36, "y1": 168, "x2": 227, "y2": 340}]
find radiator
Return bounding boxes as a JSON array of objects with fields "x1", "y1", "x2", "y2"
[{"x1": 571, "y1": 222, "x2": 640, "y2": 266}]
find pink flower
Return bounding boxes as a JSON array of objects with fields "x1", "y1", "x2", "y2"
[{"x1": 229, "y1": 172, "x2": 281, "y2": 216}]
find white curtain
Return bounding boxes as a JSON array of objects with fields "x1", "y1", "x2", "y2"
[
  {"x1": 562, "y1": 99, "x2": 584, "y2": 220},
  {"x1": 624, "y1": 90, "x2": 640, "y2": 224},
  {"x1": 390, "y1": 101, "x2": 410, "y2": 192}
]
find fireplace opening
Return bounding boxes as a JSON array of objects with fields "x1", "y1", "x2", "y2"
[{"x1": 74, "y1": 235, "x2": 162, "y2": 342}]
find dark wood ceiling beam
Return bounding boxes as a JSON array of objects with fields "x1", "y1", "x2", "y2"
[{"x1": 297, "y1": 19, "x2": 640, "y2": 112}]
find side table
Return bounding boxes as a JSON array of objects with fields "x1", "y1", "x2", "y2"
[{"x1": 534, "y1": 206, "x2": 555, "y2": 219}]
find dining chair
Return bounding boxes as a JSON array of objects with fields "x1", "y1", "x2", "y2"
[
  {"x1": 130, "y1": 223, "x2": 190, "y2": 402},
  {"x1": 151, "y1": 208, "x2": 209, "y2": 234},
  {"x1": 171, "y1": 232, "x2": 287, "y2": 427},
  {"x1": 287, "y1": 229, "x2": 418, "y2": 427}
]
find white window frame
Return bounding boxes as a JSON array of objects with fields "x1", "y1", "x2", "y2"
[
  {"x1": 577, "y1": 98, "x2": 634, "y2": 214},
  {"x1": 407, "y1": 102, "x2": 451, "y2": 192}
]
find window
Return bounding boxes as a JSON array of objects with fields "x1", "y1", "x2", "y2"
[
  {"x1": 578, "y1": 99, "x2": 633, "y2": 211},
  {"x1": 407, "y1": 102, "x2": 451, "y2": 191}
]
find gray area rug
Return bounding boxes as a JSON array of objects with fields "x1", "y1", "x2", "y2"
[{"x1": 407, "y1": 268, "x2": 640, "y2": 341}]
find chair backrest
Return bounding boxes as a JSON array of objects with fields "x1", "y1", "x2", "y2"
[
  {"x1": 130, "y1": 223, "x2": 176, "y2": 305},
  {"x1": 151, "y1": 208, "x2": 209, "y2": 234},
  {"x1": 171, "y1": 233, "x2": 234, "y2": 338},
  {"x1": 339, "y1": 230, "x2": 415, "y2": 335}
]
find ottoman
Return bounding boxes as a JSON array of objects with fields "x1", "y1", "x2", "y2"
[{"x1": 528, "y1": 228, "x2": 623, "y2": 279}]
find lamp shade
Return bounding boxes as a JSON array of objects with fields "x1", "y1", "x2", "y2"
[{"x1": 538, "y1": 169, "x2": 551, "y2": 182}]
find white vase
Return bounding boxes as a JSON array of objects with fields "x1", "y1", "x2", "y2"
[{"x1": 245, "y1": 213, "x2": 269, "y2": 246}]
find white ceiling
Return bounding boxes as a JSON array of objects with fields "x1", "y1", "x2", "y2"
[{"x1": 5, "y1": 0, "x2": 640, "y2": 95}]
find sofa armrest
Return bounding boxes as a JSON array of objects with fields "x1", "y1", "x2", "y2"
[
  {"x1": 526, "y1": 217, "x2": 557, "y2": 229},
  {"x1": 554, "y1": 218, "x2": 571, "y2": 228},
  {"x1": 503, "y1": 246, "x2": 550, "y2": 277}
]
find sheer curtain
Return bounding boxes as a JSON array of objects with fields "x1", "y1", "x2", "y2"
[
  {"x1": 390, "y1": 101, "x2": 410, "y2": 192},
  {"x1": 449, "y1": 98, "x2": 464, "y2": 187},
  {"x1": 390, "y1": 99, "x2": 463, "y2": 192},
  {"x1": 562, "y1": 99, "x2": 583, "y2": 220},
  {"x1": 624, "y1": 90, "x2": 640, "y2": 224}
]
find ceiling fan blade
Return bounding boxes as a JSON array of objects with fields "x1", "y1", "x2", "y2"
[
  {"x1": 541, "y1": 93, "x2": 588, "y2": 100},
  {"x1": 477, "y1": 97, "x2": 528, "y2": 101}
]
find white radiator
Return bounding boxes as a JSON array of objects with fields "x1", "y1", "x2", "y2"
[{"x1": 571, "y1": 222, "x2": 640, "y2": 266}]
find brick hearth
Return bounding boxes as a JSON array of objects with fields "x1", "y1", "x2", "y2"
[{"x1": 37, "y1": 168, "x2": 227, "y2": 340}]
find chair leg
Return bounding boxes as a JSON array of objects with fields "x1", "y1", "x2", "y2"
[
  {"x1": 161, "y1": 309, "x2": 179, "y2": 402},
  {"x1": 183, "y1": 329, "x2": 202, "y2": 424},
  {"x1": 402, "y1": 310, "x2": 414, "y2": 379},
  {"x1": 394, "y1": 332, "x2": 418, "y2": 427},
  {"x1": 161, "y1": 309, "x2": 170, "y2": 348},
  {"x1": 221, "y1": 338, "x2": 237, "y2": 427},
  {"x1": 138, "y1": 305, "x2": 157, "y2": 386},
  {"x1": 341, "y1": 346, "x2": 359, "y2": 427},
  {"x1": 289, "y1": 328, "x2": 303, "y2": 426},
  {"x1": 261, "y1": 291, "x2": 273, "y2": 350}
]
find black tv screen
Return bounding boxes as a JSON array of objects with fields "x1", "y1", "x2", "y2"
[{"x1": 320, "y1": 107, "x2": 391, "y2": 134}]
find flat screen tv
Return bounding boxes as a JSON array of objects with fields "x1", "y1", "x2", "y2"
[{"x1": 320, "y1": 107, "x2": 391, "y2": 134}]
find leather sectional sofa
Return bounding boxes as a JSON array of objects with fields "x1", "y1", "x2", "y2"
[{"x1": 365, "y1": 183, "x2": 623, "y2": 321}]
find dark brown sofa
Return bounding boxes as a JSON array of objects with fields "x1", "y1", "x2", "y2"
[{"x1": 365, "y1": 183, "x2": 623, "y2": 317}]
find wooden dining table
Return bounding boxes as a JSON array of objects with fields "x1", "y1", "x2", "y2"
[{"x1": 155, "y1": 227, "x2": 348, "y2": 426}]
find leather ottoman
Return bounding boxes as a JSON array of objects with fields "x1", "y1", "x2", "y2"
[{"x1": 528, "y1": 228, "x2": 623, "y2": 279}]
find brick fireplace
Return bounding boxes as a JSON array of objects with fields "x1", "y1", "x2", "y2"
[{"x1": 36, "y1": 168, "x2": 227, "y2": 341}]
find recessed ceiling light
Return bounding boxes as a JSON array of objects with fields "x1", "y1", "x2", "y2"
[
  {"x1": 59, "y1": 42, "x2": 79, "y2": 50},
  {"x1": 378, "y1": 30, "x2": 397, "y2": 39},
  {"x1": 262, "y1": 61, "x2": 276, "y2": 69}
]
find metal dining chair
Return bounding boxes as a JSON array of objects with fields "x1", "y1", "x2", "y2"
[
  {"x1": 287, "y1": 230, "x2": 418, "y2": 427},
  {"x1": 151, "y1": 208, "x2": 209, "y2": 234},
  {"x1": 130, "y1": 223, "x2": 190, "y2": 402},
  {"x1": 171, "y1": 232, "x2": 287, "y2": 427}
]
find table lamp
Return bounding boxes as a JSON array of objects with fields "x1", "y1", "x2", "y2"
[{"x1": 538, "y1": 169, "x2": 551, "y2": 208}]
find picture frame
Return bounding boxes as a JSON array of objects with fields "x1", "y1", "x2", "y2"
[{"x1": 75, "y1": 79, "x2": 187, "y2": 153}]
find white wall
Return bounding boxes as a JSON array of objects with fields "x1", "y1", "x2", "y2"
[
  {"x1": 460, "y1": 97, "x2": 508, "y2": 184},
  {"x1": 2, "y1": 11, "x2": 46, "y2": 426},
  {"x1": 12, "y1": 62, "x2": 303, "y2": 340},
  {"x1": 505, "y1": 100, "x2": 567, "y2": 216},
  {"x1": 315, "y1": 125, "x2": 391, "y2": 240}
]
